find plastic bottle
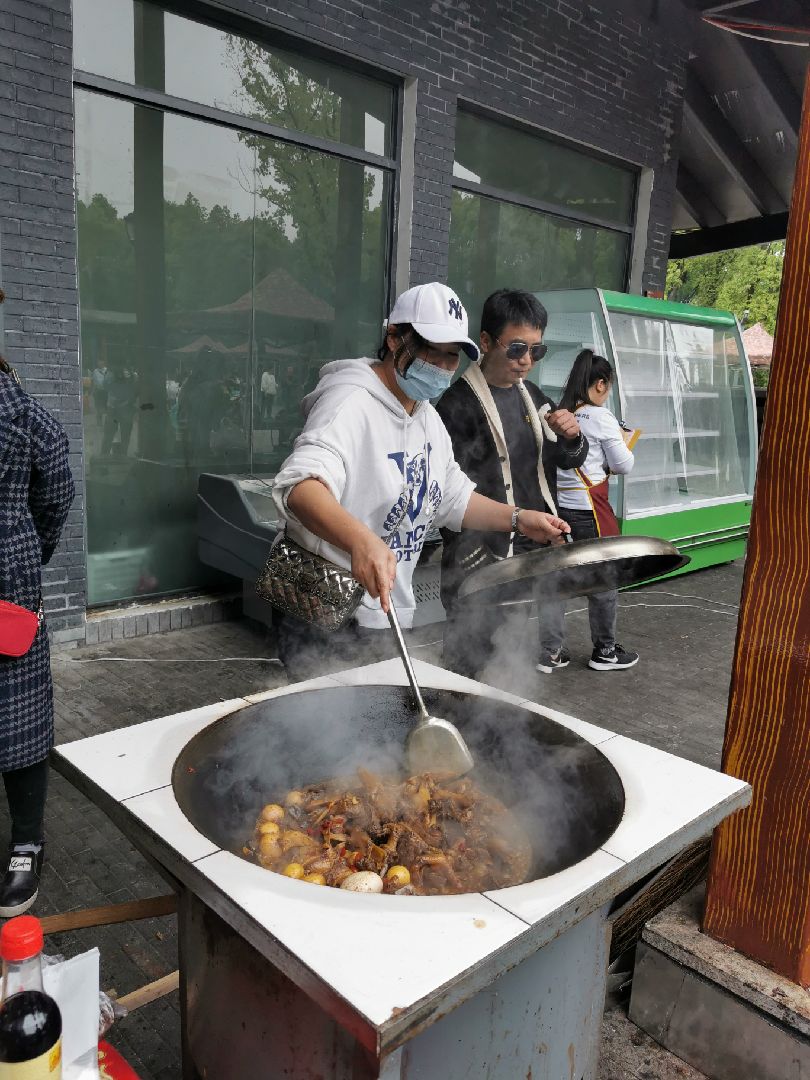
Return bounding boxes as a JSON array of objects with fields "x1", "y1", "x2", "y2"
[{"x1": 0, "y1": 916, "x2": 62, "y2": 1077}]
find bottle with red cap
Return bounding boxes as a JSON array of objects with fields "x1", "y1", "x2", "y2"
[{"x1": 0, "y1": 916, "x2": 61, "y2": 1077}]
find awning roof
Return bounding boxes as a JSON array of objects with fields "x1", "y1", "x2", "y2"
[{"x1": 671, "y1": 0, "x2": 808, "y2": 256}]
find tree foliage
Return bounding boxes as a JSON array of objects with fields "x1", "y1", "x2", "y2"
[{"x1": 666, "y1": 242, "x2": 785, "y2": 333}]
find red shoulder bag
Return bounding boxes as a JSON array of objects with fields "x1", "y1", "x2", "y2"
[{"x1": 0, "y1": 600, "x2": 42, "y2": 658}]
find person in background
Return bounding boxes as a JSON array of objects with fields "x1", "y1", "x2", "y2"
[
  {"x1": 436, "y1": 288, "x2": 588, "y2": 680},
  {"x1": 272, "y1": 282, "x2": 570, "y2": 681},
  {"x1": 90, "y1": 360, "x2": 109, "y2": 423},
  {"x1": 0, "y1": 342, "x2": 75, "y2": 915},
  {"x1": 101, "y1": 361, "x2": 138, "y2": 456},
  {"x1": 537, "y1": 348, "x2": 638, "y2": 672},
  {"x1": 165, "y1": 369, "x2": 181, "y2": 440},
  {"x1": 260, "y1": 366, "x2": 277, "y2": 426}
]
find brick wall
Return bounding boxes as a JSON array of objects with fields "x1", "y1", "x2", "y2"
[
  {"x1": 0, "y1": 0, "x2": 692, "y2": 636},
  {"x1": 206, "y1": 0, "x2": 693, "y2": 289},
  {"x1": 0, "y1": 0, "x2": 84, "y2": 640}
]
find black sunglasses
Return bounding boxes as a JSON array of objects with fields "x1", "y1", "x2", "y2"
[{"x1": 495, "y1": 337, "x2": 548, "y2": 363}]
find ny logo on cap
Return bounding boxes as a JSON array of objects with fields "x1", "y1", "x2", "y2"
[{"x1": 448, "y1": 298, "x2": 463, "y2": 321}]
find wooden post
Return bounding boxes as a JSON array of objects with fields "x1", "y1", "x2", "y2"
[{"x1": 703, "y1": 66, "x2": 810, "y2": 988}]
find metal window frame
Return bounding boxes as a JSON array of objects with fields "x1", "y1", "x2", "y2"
[
  {"x1": 72, "y1": 71, "x2": 399, "y2": 173},
  {"x1": 72, "y1": 0, "x2": 404, "y2": 320},
  {"x1": 450, "y1": 103, "x2": 640, "y2": 291},
  {"x1": 450, "y1": 176, "x2": 635, "y2": 237}
]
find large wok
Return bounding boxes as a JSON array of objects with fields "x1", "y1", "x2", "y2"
[
  {"x1": 457, "y1": 534, "x2": 689, "y2": 608},
  {"x1": 172, "y1": 685, "x2": 625, "y2": 888}
]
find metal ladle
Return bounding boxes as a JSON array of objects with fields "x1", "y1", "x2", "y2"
[{"x1": 387, "y1": 601, "x2": 474, "y2": 778}]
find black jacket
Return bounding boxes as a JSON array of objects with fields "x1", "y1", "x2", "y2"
[{"x1": 436, "y1": 376, "x2": 588, "y2": 607}]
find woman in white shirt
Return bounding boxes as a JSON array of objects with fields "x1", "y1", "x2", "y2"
[{"x1": 537, "y1": 349, "x2": 639, "y2": 673}]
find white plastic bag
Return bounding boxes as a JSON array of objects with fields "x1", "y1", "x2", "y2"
[{"x1": 42, "y1": 949, "x2": 100, "y2": 1080}]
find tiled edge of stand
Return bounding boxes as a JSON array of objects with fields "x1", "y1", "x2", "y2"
[{"x1": 52, "y1": 660, "x2": 751, "y2": 1051}]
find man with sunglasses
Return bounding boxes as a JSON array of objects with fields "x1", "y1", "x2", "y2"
[{"x1": 437, "y1": 288, "x2": 587, "y2": 681}]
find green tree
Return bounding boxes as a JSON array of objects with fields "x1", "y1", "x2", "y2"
[
  {"x1": 666, "y1": 242, "x2": 785, "y2": 333},
  {"x1": 76, "y1": 193, "x2": 135, "y2": 311},
  {"x1": 227, "y1": 35, "x2": 391, "y2": 354}
]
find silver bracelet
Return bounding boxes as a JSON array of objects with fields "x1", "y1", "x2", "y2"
[{"x1": 510, "y1": 507, "x2": 522, "y2": 533}]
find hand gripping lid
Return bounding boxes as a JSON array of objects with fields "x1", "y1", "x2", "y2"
[{"x1": 387, "y1": 282, "x2": 480, "y2": 361}]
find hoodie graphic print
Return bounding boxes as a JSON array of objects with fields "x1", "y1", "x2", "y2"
[{"x1": 273, "y1": 358, "x2": 474, "y2": 629}]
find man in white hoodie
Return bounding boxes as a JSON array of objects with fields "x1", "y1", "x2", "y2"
[{"x1": 272, "y1": 282, "x2": 570, "y2": 679}]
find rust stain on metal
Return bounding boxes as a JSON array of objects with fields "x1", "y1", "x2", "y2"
[{"x1": 568, "y1": 1042, "x2": 575, "y2": 1078}]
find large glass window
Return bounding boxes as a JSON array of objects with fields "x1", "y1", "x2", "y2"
[
  {"x1": 74, "y1": 5, "x2": 394, "y2": 606},
  {"x1": 449, "y1": 111, "x2": 635, "y2": 329},
  {"x1": 73, "y1": 0, "x2": 395, "y2": 155},
  {"x1": 454, "y1": 111, "x2": 636, "y2": 227}
]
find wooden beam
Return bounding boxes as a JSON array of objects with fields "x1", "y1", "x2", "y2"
[
  {"x1": 39, "y1": 895, "x2": 177, "y2": 935},
  {"x1": 669, "y1": 211, "x2": 789, "y2": 257},
  {"x1": 735, "y1": 38, "x2": 802, "y2": 139},
  {"x1": 685, "y1": 77, "x2": 787, "y2": 216},
  {"x1": 676, "y1": 163, "x2": 726, "y2": 229},
  {"x1": 117, "y1": 971, "x2": 180, "y2": 1012},
  {"x1": 703, "y1": 65, "x2": 810, "y2": 989},
  {"x1": 696, "y1": 0, "x2": 759, "y2": 11}
]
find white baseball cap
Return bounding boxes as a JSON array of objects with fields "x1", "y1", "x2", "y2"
[{"x1": 386, "y1": 282, "x2": 480, "y2": 361}]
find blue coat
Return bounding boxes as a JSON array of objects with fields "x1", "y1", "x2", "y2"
[{"x1": 0, "y1": 372, "x2": 75, "y2": 771}]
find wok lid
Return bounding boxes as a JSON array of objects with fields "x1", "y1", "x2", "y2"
[{"x1": 457, "y1": 534, "x2": 689, "y2": 606}]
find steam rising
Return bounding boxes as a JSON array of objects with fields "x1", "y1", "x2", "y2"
[{"x1": 173, "y1": 681, "x2": 625, "y2": 892}]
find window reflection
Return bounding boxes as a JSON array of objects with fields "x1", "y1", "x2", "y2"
[
  {"x1": 76, "y1": 73, "x2": 391, "y2": 604},
  {"x1": 73, "y1": 0, "x2": 394, "y2": 156},
  {"x1": 449, "y1": 190, "x2": 629, "y2": 334},
  {"x1": 454, "y1": 111, "x2": 636, "y2": 227}
]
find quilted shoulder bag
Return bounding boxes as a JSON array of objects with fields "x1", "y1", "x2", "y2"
[
  {"x1": 0, "y1": 599, "x2": 42, "y2": 658},
  {"x1": 256, "y1": 535, "x2": 364, "y2": 632}
]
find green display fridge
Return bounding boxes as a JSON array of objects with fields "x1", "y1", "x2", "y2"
[{"x1": 533, "y1": 290, "x2": 757, "y2": 573}]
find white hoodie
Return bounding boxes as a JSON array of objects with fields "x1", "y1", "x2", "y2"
[
  {"x1": 556, "y1": 404, "x2": 634, "y2": 511},
  {"x1": 273, "y1": 358, "x2": 475, "y2": 629}
]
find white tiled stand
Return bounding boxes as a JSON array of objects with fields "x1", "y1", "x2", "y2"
[{"x1": 53, "y1": 661, "x2": 751, "y2": 1080}]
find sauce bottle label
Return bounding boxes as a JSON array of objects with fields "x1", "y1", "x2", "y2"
[{"x1": 0, "y1": 1037, "x2": 61, "y2": 1078}]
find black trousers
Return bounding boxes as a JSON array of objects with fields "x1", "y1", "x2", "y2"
[
  {"x1": 2, "y1": 758, "x2": 48, "y2": 844},
  {"x1": 276, "y1": 611, "x2": 396, "y2": 684},
  {"x1": 442, "y1": 535, "x2": 542, "y2": 682}
]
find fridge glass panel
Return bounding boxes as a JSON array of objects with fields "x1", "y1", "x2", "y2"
[
  {"x1": 529, "y1": 292, "x2": 621, "y2": 511},
  {"x1": 615, "y1": 314, "x2": 752, "y2": 516}
]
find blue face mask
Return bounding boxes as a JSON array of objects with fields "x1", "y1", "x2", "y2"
[{"x1": 394, "y1": 357, "x2": 453, "y2": 401}]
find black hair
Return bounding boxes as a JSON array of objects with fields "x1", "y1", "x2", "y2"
[
  {"x1": 559, "y1": 348, "x2": 614, "y2": 412},
  {"x1": 376, "y1": 323, "x2": 427, "y2": 367},
  {"x1": 480, "y1": 289, "x2": 548, "y2": 341}
]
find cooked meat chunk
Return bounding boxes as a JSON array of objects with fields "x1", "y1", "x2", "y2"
[{"x1": 249, "y1": 771, "x2": 532, "y2": 895}]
